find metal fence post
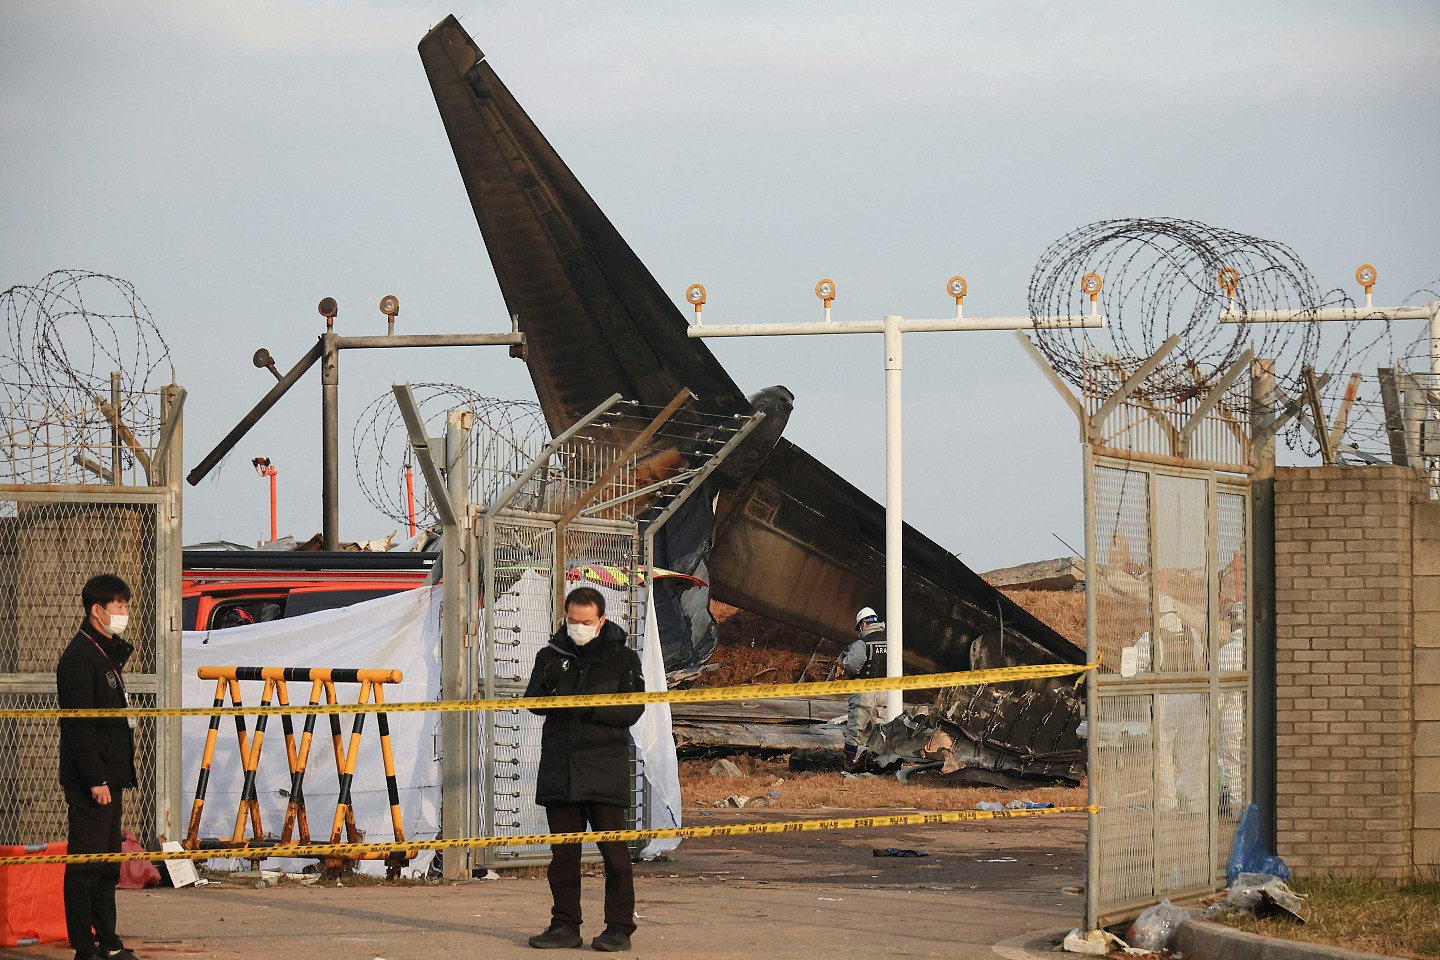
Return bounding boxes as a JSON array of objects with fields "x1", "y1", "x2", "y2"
[
  {"x1": 321, "y1": 332, "x2": 340, "y2": 550},
  {"x1": 156, "y1": 384, "x2": 185, "y2": 843},
  {"x1": 1249, "y1": 359, "x2": 1277, "y2": 848},
  {"x1": 1082, "y1": 444, "x2": 1101, "y2": 932},
  {"x1": 441, "y1": 410, "x2": 472, "y2": 879}
]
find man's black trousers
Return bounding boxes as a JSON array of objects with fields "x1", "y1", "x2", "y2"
[
  {"x1": 64, "y1": 788, "x2": 124, "y2": 956},
  {"x1": 543, "y1": 803, "x2": 636, "y2": 936}
]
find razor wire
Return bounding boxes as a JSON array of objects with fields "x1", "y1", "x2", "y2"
[
  {"x1": 0, "y1": 270, "x2": 173, "y2": 485},
  {"x1": 351, "y1": 384, "x2": 550, "y2": 529},
  {"x1": 353, "y1": 385, "x2": 758, "y2": 530},
  {"x1": 1278, "y1": 276, "x2": 1440, "y2": 463},
  {"x1": 1026, "y1": 218, "x2": 1432, "y2": 459}
]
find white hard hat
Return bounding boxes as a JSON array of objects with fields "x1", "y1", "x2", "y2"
[{"x1": 846, "y1": 607, "x2": 881, "y2": 639}]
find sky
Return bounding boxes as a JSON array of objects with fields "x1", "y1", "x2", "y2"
[{"x1": 3, "y1": 1, "x2": 1438, "y2": 570}]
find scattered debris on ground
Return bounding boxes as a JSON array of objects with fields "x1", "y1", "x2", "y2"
[{"x1": 678, "y1": 755, "x2": 1087, "y2": 811}]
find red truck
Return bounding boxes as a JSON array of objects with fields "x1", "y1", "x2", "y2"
[{"x1": 181, "y1": 550, "x2": 435, "y2": 631}]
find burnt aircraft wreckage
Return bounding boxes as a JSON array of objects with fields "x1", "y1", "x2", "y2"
[
  {"x1": 189, "y1": 17, "x2": 1083, "y2": 785},
  {"x1": 417, "y1": 17, "x2": 1083, "y2": 781}
]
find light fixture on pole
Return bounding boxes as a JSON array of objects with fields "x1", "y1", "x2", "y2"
[
  {"x1": 815, "y1": 278, "x2": 837, "y2": 321},
  {"x1": 251, "y1": 456, "x2": 279, "y2": 543},
  {"x1": 947, "y1": 276, "x2": 968, "y2": 317},
  {"x1": 380, "y1": 295, "x2": 400, "y2": 336},
  {"x1": 1355, "y1": 264, "x2": 1377, "y2": 307},
  {"x1": 686, "y1": 284, "x2": 707, "y2": 326}
]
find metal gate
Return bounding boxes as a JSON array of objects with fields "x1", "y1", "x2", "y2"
[
  {"x1": 1084, "y1": 455, "x2": 1251, "y2": 927},
  {"x1": 477, "y1": 512, "x2": 645, "y2": 868},
  {"x1": 391, "y1": 387, "x2": 761, "y2": 876},
  {"x1": 1018, "y1": 328, "x2": 1257, "y2": 927},
  {"x1": 0, "y1": 385, "x2": 184, "y2": 847}
]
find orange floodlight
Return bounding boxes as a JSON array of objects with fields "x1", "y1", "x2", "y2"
[{"x1": 947, "y1": 275, "x2": 968, "y2": 306}]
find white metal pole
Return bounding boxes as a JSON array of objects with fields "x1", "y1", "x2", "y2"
[
  {"x1": 883, "y1": 315, "x2": 905, "y2": 721},
  {"x1": 1217, "y1": 305, "x2": 1431, "y2": 325},
  {"x1": 688, "y1": 306, "x2": 1104, "y2": 725}
]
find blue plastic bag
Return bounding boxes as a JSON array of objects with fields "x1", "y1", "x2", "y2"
[{"x1": 1227, "y1": 803, "x2": 1291, "y2": 884}]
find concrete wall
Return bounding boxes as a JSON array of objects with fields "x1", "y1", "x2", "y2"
[
  {"x1": 1273, "y1": 466, "x2": 1428, "y2": 879},
  {"x1": 1414, "y1": 499, "x2": 1440, "y2": 870}
]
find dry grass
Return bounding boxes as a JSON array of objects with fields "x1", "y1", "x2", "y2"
[
  {"x1": 1001, "y1": 589, "x2": 1086, "y2": 648},
  {"x1": 1222, "y1": 873, "x2": 1440, "y2": 960},
  {"x1": 679, "y1": 755, "x2": 1087, "y2": 811},
  {"x1": 699, "y1": 603, "x2": 843, "y2": 688}
]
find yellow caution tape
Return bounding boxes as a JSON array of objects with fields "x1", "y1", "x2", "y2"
[
  {"x1": 0, "y1": 805, "x2": 1098, "y2": 866},
  {"x1": 0, "y1": 662, "x2": 1093, "y2": 720}
]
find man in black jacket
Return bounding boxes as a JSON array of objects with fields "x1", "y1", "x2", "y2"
[
  {"x1": 56, "y1": 574, "x2": 140, "y2": 960},
  {"x1": 523, "y1": 586, "x2": 644, "y2": 953}
]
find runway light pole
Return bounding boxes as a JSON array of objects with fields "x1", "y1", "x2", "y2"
[
  {"x1": 252, "y1": 456, "x2": 278, "y2": 543},
  {"x1": 688, "y1": 275, "x2": 1107, "y2": 721},
  {"x1": 404, "y1": 451, "x2": 417, "y2": 537}
]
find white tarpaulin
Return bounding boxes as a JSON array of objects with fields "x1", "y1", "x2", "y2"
[
  {"x1": 182, "y1": 587, "x2": 442, "y2": 876},
  {"x1": 181, "y1": 580, "x2": 683, "y2": 875},
  {"x1": 635, "y1": 587, "x2": 683, "y2": 858}
]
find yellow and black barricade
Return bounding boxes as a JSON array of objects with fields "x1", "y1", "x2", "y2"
[{"x1": 186, "y1": 666, "x2": 410, "y2": 876}]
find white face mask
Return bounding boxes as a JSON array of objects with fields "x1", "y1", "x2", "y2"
[
  {"x1": 566, "y1": 622, "x2": 598, "y2": 646},
  {"x1": 106, "y1": 612, "x2": 129, "y2": 636}
]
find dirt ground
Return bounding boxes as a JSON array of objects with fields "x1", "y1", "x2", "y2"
[
  {"x1": 2, "y1": 807, "x2": 1087, "y2": 960},
  {"x1": 679, "y1": 756, "x2": 1088, "y2": 811}
]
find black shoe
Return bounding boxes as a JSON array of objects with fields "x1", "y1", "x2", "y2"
[
  {"x1": 100, "y1": 950, "x2": 139, "y2": 960},
  {"x1": 528, "y1": 924, "x2": 582, "y2": 949},
  {"x1": 591, "y1": 928, "x2": 632, "y2": 952}
]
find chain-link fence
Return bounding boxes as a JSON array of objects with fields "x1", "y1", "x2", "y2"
[
  {"x1": 0, "y1": 494, "x2": 170, "y2": 846},
  {"x1": 0, "y1": 380, "x2": 183, "y2": 848}
]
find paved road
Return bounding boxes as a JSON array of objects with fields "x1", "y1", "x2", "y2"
[{"x1": 3, "y1": 810, "x2": 1085, "y2": 960}]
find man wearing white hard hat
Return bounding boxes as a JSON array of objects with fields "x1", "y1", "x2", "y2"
[{"x1": 840, "y1": 607, "x2": 888, "y2": 771}]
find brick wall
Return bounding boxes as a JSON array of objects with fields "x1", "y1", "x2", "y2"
[
  {"x1": 1414, "y1": 500, "x2": 1440, "y2": 870},
  {"x1": 1273, "y1": 466, "x2": 1425, "y2": 879}
]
